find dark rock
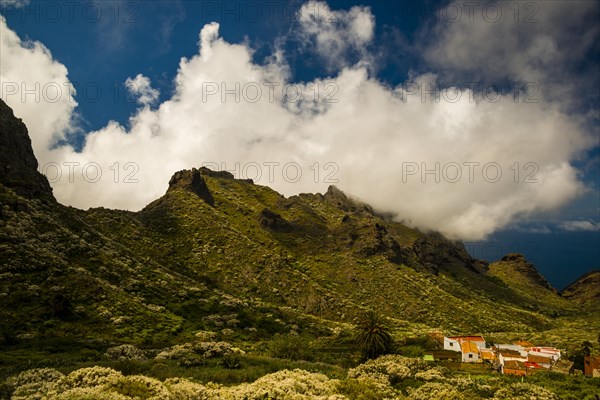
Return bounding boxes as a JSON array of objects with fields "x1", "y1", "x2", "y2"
[
  {"x1": 0, "y1": 99, "x2": 54, "y2": 200},
  {"x1": 258, "y1": 208, "x2": 291, "y2": 232},
  {"x1": 199, "y1": 167, "x2": 253, "y2": 184},
  {"x1": 167, "y1": 168, "x2": 214, "y2": 205},
  {"x1": 324, "y1": 185, "x2": 372, "y2": 214},
  {"x1": 412, "y1": 232, "x2": 488, "y2": 273}
]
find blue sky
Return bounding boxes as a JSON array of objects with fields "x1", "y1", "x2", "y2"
[{"x1": 1, "y1": 0, "x2": 599, "y2": 289}]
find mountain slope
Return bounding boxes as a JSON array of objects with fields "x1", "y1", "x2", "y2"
[
  {"x1": 560, "y1": 270, "x2": 600, "y2": 305},
  {"x1": 0, "y1": 98, "x2": 595, "y2": 362},
  {"x1": 488, "y1": 253, "x2": 572, "y2": 314}
]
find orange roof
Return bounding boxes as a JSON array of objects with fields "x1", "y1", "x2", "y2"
[
  {"x1": 461, "y1": 341, "x2": 479, "y2": 354},
  {"x1": 528, "y1": 354, "x2": 553, "y2": 363},
  {"x1": 504, "y1": 360, "x2": 527, "y2": 370},
  {"x1": 480, "y1": 349, "x2": 496, "y2": 360},
  {"x1": 450, "y1": 335, "x2": 485, "y2": 342},
  {"x1": 514, "y1": 340, "x2": 534, "y2": 348}
]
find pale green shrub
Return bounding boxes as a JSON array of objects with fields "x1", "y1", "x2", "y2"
[
  {"x1": 492, "y1": 383, "x2": 559, "y2": 400},
  {"x1": 105, "y1": 344, "x2": 146, "y2": 361}
]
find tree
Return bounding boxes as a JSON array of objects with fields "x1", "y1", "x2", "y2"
[
  {"x1": 582, "y1": 341, "x2": 592, "y2": 357},
  {"x1": 354, "y1": 310, "x2": 394, "y2": 360}
]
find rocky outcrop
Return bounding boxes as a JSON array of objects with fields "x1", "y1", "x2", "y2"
[
  {"x1": 412, "y1": 232, "x2": 488, "y2": 274},
  {"x1": 167, "y1": 168, "x2": 214, "y2": 205},
  {"x1": 258, "y1": 208, "x2": 292, "y2": 232},
  {"x1": 496, "y1": 253, "x2": 554, "y2": 291},
  {"x1": 0, "y1": 99, "x2": 54, "y2": 200},
  {"x1": 323, "y1": 185, "x2": 373, "y2": 214},
  {"x1": 199, "y1": 167, "x2": 254, "y2": 184}
]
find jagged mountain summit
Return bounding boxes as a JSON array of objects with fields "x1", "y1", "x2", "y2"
[{"x1": 0, "y1": 98, "x2": 595, "y2": 353}]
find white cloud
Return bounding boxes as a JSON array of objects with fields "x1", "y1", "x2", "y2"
[
  {"x1": 559, "y1": 220, "x2": 600, "y2": 232},
  {"x1": 0, "y1": 3, "x2": 596, "y2": 241},
  {"x1": 0, "y1": 0, "x2": 29, "y2": 8},
  {"x1": 297, "y1": 0, "x2": 375, "y2": 70},
  {"x1": 0, "y1": 15, "x2": 77, "y2": 159},
  {"x1": 125, "y1": 74, "x2": 160, "y2": 106},
  {"x1": 421, "y1": 0, "x2": 599, "y2": 104}
]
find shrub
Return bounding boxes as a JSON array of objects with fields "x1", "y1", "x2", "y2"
[
  {"x1": 220, "y1": 354, "x2": 241, "y2": 369},
  {"x1": 492, "y1": 383, "x2": 559, "y2": 400},
  {"x1": 105, "y1": 344, "x2": 146, "y2": 361},
  {"x1": 164, "y1": 378, "x2": 206, "y2": 400},
  {"x1": 268, "y1": 333, "x2": 315, "y2": 361},
  {"x1": 407, "y1": 382, "x2": 467, "y2": 400},
  {"x1": 57, "y1": 366, "x2": 123, "y2": 391},
  {"x1": 7, "y1": 368, "x2": 64, "y2": 399},
  {"x1": 225, "y1": 369, "x2": 342, "y2": 399},
  {"x1": 107, "y1": 375, "x2": 171, "y2": 399}
]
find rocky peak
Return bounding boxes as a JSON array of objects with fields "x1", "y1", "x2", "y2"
[
  {"x1": 199, "y1": 167, "x2": 254, "y2": 184},
  {"x1": 324, "y1": 185, "x2": 372, "y2": 214},
  {"x1": 498, "y1": 253, "x2": 554, "y2": 291},
  {"x1": 0, "y1": 99, "x2": 54, "y2": 201},
  {"x1": 167, "y1": 168, "x2": 214, "y2": 205}
]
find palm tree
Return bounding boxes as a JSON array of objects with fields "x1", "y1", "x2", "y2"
[
  {"x1": 354, "y1": 310, "x2": 394, "y2": 360},
  {"x1": 582, "y1": 341, "x2": 592, "y2": 357}
]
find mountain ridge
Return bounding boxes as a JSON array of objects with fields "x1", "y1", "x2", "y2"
[{"x1": 0, "y1": 98, "x2": 597, "y2": 372}]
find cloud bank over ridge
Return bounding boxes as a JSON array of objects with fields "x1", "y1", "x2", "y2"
[{"x1": 0, "y1": 1, "x2": 597, "y2": 240}]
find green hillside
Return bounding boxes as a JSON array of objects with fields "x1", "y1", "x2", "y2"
[{"x1": 1, "y1": 99, "x2": 598, "y2": 398}]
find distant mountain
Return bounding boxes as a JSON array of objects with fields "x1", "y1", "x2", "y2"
[
  {"x1": 0, "y1": 98, "x2": 594, "y2": 351},
  {"x1": 488, "y1": 253, "x2": 571, "y2": 314},
  {"x1": 560, "y1": 270, "x2": 600, "y2": 305}
]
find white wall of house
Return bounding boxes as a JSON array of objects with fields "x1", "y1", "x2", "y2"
[
  {"x1": 497, "y1": 344, "x2": 523, "y2": 352},
  {"x1": 462, "y1": 351, "x2": 479, "y2": 363},
  {"x1": 444, "y1": 337, "x2": 460, "y2": 352},
  {"x1": 530, "y1": 348, "x2": 561, "y2": 361}
]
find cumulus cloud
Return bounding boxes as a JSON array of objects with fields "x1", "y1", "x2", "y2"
[
  {"x1": 421, "y1": 0, "x2": 600, "y2": 105},
  {"x1": 125, "y1": 74, "x2": 160, "y2": 106},
  {"x1": 0, "y1": 0, "x2": 29, "y2": 8},
  {"x1": 0, "y1": 2, "x2": 597, "y2": 241},
  {"x1": 559, "y1": 220, "x2": 600, "y2": 232},
  {"x1": 0, "y1": 15, "x2": 77, "y2": 158},
  {"x1": 296, "y1": 0, "x2": 375, "y2": 70}
]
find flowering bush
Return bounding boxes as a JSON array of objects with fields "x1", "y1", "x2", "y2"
[
  {"x1": 106, "y1": 375, "x2": 172, "y2": 399},
  {"x1": 194, "y1": 341, "x2": 242, "y2": 358},
  {"x1": 155, "y1": 343, "x2": 194, "y2": 360},
  {"x1": 492, "y1": 383, "x2": 559, "y2": 400},
  {"x1": 224, "y1": 369, "x2": 343, "y2": 400},
  {"x1": 56, "y1": 366, "x2": 123, "y2": 391},
  {"x1": 414, "y1": 366, "x2": 448, "y2": 381},
  {"x1": 163, "y1": 378, "x2": 206, "y2": 400},
  {"x1": 348, "y1": 355, "x2": 419, "y2": 384},
  {"x1": 105, "y1": 344, "x2": 146, "y2": 361},
  {"x1": 7, "y1": 368, "x2": 64, "y2": 399},
  {"x1": 407, "y1": 382, "x2": 468, "y2": 400},
  {"x1": 51, "y1": 387, "x2": 130, "y2": 400}
]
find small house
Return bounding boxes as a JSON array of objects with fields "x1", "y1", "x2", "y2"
[
  {"x1": 584, "y1": 356, "x2": 600, "y2": 378},
  {"x1": 461, "y1": 341, "x2": 480, "y2": 363},
  {"x1": 502, "y1": 360, "x2": 527, "y2": 376}
]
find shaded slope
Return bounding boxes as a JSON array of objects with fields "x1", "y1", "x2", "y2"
[{"x1": 560, "y1": 270, "x2": 600, "y2": 305}]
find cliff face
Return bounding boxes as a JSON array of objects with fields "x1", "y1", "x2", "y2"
[{"x1": 0, "y1": 99, "x2": 53, "y2": 201}]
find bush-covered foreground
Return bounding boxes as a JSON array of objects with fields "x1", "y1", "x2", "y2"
[{"x1": 3, "y1": 355, "x2": 599, "y2": 400}]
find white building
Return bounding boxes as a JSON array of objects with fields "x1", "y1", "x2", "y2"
[
  {"x1": 444, "y1": 336, "x2": 486, "y2": 352},
  {"x1": 461, "y1": 341, "x2": 480, "y2": 363}
]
